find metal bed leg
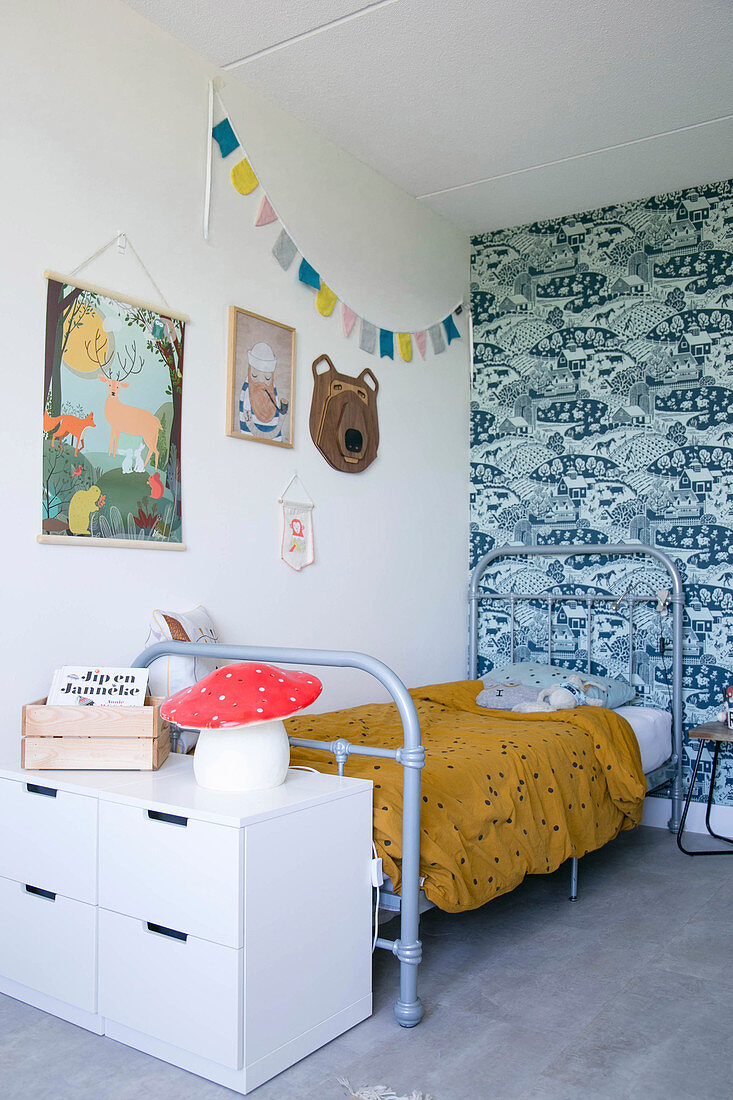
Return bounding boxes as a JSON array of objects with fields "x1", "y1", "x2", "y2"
[
  {"x1": 393, "y1": 748, "x2": 425, "y2": 1027},
  {"x1": 668, "y1": 781, "x2": 683, "y2": 836},
  {"x1": 569, "y1": 857, "x2": 579, "y2": 901},
  {"x1": 668, "y1": 593, "x2": 684, "y2": 835}
]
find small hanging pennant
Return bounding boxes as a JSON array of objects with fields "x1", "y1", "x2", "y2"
[
  {"x1": 299, "y1": 258, "x2": 321, "y2": 290},
  {"x1": 443, "y1": 314, "x2": 460, "y2": 344},
  {"x1": 316, "y1": 281, "x2": 338, "y2": 317},
  {"x1": 359, "y1": 319, "x2": 377, "y2": 354},
  {"x1": 414, "y1": 331, "x2": 427, "y2": 359},
  {"x1": 212, "y1": 119, "x2": 240, "y2": 158},
  {"x1": 428, "y1": 323, "x2": 446, "y2": 355},
  {"x1": 272, "y1": 229, "x2": 298, "y2": 270},
  {"x1": 342, "y1": 303, "x2": 357, "y2": 337},
  {"x1": 379, "y1": 329, "x2": 394, "y2": 359},
  {"x1": 397, "y1": 333, "x2": 412, "y2": 362},
  {"x1": 278, "y1": 474, "x2": 315, "y2": 572},
  {"x1": 254, "y1": 195, "x2": 278, "y2": 226},
  {"x1": 231, "y1": 158, "x2": 259, "y2": 195}
]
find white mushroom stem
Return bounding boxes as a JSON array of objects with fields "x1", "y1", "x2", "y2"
[{"x1": 193, "y1": 719, "x2": 290, "y2": 792}]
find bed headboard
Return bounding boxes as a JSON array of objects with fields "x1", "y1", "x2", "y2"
[{"x1": 468, "y1": 543, "x2": 685, "y2": 817}]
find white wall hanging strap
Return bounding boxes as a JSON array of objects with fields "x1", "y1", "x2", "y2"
[
  {"x1": 278, "y1": 472, "x2": 314, "y2": 507},
  {"x1": 203, "y1": 78, "x2": 215, "y2": 241},
  {"x1": 53, "y1": 233, "x2": 189, "y2": 323}
]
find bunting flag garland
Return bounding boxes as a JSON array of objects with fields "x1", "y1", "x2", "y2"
[
  {"x1": 231, "y1": 157, "x2": 259, "y2": 195},
  {"x1": 379, "y1": 329, "x2": 394, "y2": 359},
  {"x1": 359, "y1": 319, "x2": 377, "y2": 354},
  {"x1": 298, "y1": 258, "x2": 321, "y2": 290},
  {"x1": 316, "y1": 282, "x2": 338, "y2": 317},
  {"x1": 428, "y1": 324, "x2": 446, "y2": 355},
  {"x1": 205, "y1": 85, "x2": 464, "y2": 361},
  {"x1": 342, "y1": 303, "x2": 357, "y2": 337},
  {"x1": 212, "y1": 118, "x2": 240, "y2": 158},
  {"x1": 254, "y1": 195, "x2": 278, "y2": 226},
  {"x1": 443, "y1": 313, "x2": 460, "y2": 344},
  {"x1": 273, "y1": 229, "x2": 297, "y2": 270},
  {"x1": 397, "y1": 332, "x2": 413, "y2": 362}
]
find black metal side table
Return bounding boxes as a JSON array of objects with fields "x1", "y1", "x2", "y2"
[{"x1": 677, "y1": 721, "x2": 733, "y2": 856}]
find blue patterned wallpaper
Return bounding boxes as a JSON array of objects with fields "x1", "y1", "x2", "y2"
[{"x1": 470, "y1": 178, "x2": 733, "y2": 804}]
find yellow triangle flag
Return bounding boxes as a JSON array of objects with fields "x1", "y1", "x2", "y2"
[
  {"x1": 316, "y1": 281, "x2": 338, "y2": 317},
  {"x1": 397, "y1": 333, "x2": 413, "y2": 362},
  {"x1": 231, "y1": 158, "x2": 259, "y2": 195}
]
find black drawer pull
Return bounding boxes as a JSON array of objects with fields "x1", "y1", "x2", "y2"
[
  {"x1": 26, "y1": 783, "x2": 57, "y2": 798},
  {"x1": 146, "y1": 921, "x2": 187, "y2": 942},
  {"x1": 147, "y1": 809, "x2": 188, "y2": 827},
  {"x1": 25, "y1": 884, "x2": 56, "y2": 901}
]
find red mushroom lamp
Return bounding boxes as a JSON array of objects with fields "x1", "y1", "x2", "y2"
[{"x1": 160, "y1": 662, "x2": 322, "y2": 791}]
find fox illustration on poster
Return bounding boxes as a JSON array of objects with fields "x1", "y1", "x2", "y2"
[{"x1": 40, "y1": 271, "x2": 187, "y2": 548}]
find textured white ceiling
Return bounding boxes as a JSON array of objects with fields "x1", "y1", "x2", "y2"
[
  {"x1": 123, "y1": 0, "x2": 733, "y2": 232},
  {"x1": 124, "y1": 0, "x2": 390, "y2": 66}
]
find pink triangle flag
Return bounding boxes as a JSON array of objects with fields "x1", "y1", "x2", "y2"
[
  {"x1": 414, "y1": 331, "x2": 427, "y2": 359},
  {"x1": 254, "y1": 195, "x2": 278, "y2": 227},
  {"x1": 342, "y1": 303, "x2": 357, "y2": 338}
]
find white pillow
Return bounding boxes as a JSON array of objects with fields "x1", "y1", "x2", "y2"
[{"x1": 145, "y1": 605, "x2": 221, "y2": 699}]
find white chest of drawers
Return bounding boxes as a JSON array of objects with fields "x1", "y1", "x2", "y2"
[{"x1": 0, "y1": 755, "x2": 373, "y2": 1094}]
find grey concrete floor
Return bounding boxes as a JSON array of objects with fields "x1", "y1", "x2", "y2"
[{"x1": 2, "y1": 825, "x2": 732, "y2": 1100}]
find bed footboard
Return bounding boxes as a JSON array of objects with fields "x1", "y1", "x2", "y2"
[
  {"x1": 132, "y1": 641, "x2": 425, "y2": 1028},
  {"x1": 468, "y1": 542, "x2": 685, "y2": 833}
]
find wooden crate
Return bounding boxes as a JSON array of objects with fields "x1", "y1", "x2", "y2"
[{"x1": 21, "y1": 697, "x2": 170, "y2": 771}]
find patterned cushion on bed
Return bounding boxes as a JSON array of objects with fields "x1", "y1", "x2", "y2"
[
  {"x1": 144, "y1": 605, "x2": 221, "y2": 698},
  {"x1": 479, "y1": 663, "x2": 636, "y2": 710}
]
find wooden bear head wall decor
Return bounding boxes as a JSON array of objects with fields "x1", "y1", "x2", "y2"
[{"x1": 309, "y1": 355, "x2": 379, "y2": 473}]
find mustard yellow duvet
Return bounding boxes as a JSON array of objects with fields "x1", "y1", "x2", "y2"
[{"x1": 287, "y1": 679, "x2": 646, "y2": 913}]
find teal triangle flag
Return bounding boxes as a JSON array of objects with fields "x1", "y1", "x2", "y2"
[
  {"x1": 443, "y1": 314, "x2": 460, "y2": 344},
  {"x1": 379, "y1": 329, "x2": 394, "y2": 359},
  {"x1": 212, "y1": 119, "x2": 239, "y2": 158},
  {"x1": 298, "y1": 258, "x2": 321, "y2": 290}
]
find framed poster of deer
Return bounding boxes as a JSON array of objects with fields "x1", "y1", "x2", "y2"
[{"x1": 40, "y1": 272, "x2": 187, "y2": 548}]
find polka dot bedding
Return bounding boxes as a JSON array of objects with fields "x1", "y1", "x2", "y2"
[{"x1": 287, "y1": 679, "x2": 646, "y2": 913}]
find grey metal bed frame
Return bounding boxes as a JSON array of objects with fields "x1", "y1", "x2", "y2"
[{"x1": 132, "y1": 542, "x2": 685, "y2": 1030}]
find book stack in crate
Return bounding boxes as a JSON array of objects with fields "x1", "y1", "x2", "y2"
[{"x1": 22, "y1": 666, "x2": 169, "y2": 771}]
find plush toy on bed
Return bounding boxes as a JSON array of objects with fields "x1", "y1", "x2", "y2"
[{"x1": 512, "y1": 674, "x2": 604, "y2": 713}]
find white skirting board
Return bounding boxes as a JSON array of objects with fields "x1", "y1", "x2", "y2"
[
  {"x1": 643, "y1": 796, "x2": 733, "y2": 835},
  {"x1": 0, "y1": 974, "x2": 104, "y2": 1034},
  {"x1": 105, "y1": 995, "x2": 372, "y2": 1095}
]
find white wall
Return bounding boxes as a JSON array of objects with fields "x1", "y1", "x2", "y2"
[{"x1": 0, "y1": 0, "x2": 470, "y2": 743}]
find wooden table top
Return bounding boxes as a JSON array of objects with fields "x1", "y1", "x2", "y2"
[{"x1": 689, "y1": 721, "x2": 733, "y2": 743}]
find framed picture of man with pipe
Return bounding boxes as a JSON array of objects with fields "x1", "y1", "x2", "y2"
[
  {"x1": 226, "y1": 306, "x2": 295, "y2": 448},
  {"x1": 39, "y1": 272, "x2": 187, "y2": 549}
]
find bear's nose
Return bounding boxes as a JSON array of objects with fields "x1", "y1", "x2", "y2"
[{"x1": 345, "y1": 428, "x2": 363, "y2": 453}]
